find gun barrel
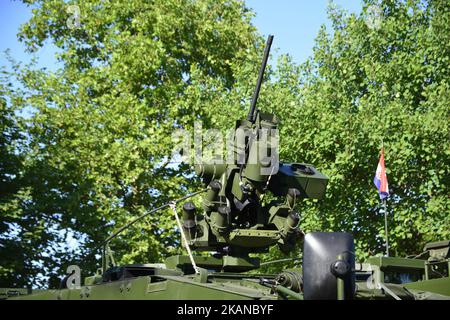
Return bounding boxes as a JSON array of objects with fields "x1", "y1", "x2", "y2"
[{"x1": 247, "y1": 35, "x2": 274, "y2": 122}]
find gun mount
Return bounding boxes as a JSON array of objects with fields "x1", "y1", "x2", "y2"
[{"x1": 178, "y1": 35, "x2": 328, "y2": 269}]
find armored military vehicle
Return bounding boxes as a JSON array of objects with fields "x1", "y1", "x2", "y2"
[{"x1": 2, "y1": 36, "x2": 449, "y2": 300}]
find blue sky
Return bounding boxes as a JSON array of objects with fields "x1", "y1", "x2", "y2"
[
  {"x1": 0, "y1": 0, "x2": 59, "y2": 70},
  {"x1": 246, "y1": 0, "x2": 362, "y2": 64},
  {"x1": 0, "y1": 0, "x2": 363, "y2": 70}
]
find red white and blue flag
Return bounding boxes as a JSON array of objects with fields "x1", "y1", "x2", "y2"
[{"x1": 374, "y1": 148, "x2": 389, "y2": 200}]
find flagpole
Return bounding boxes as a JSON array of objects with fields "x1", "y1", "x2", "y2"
[
  {"x1": 381, "y1": 140, "x2": 389, "y2": 257},
  {"x1": 375, "y1": 140, "x2": 390, "y2": 257},
  {"x1": 383, "y1": 198, "x2": 389, "y2": 256}
]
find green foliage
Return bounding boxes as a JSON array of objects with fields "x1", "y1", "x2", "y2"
[
  {"x1": 2, "y1": 0, "x2": 261, "y2": 287},
  {"x1": 1, "y1": 0, "x2": 448, "y2": 287},
  {"x1": 269, "y1": 0, "x2": 449, "y2": 261},
  {"x1": 0, "y1": 71, "x2": 27, "y2": 286}
]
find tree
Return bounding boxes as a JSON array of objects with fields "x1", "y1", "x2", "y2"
[
  {"x1": 1, "y1": 61, "x2": 79, "y2": 288},
  {"x1": 1, "y1": 0, "x2": 262, "y2": 287},
  {"x1": 267, "y1": 0, "x2": 449, "y2": 261},
  {"x1": 0, "y1": 70, "x2": 29, "y2": 287}
]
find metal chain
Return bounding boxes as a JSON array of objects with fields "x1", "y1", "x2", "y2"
[{"x1": 169, "y1": 201, "x2": 200, "y2": 275}]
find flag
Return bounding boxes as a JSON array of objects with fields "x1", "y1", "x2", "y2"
[{"x1": 373, "y1": 148, "x2": 389, "y2": 200}]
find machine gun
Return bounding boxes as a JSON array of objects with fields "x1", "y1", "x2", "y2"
[{"x1": 180, "y1": 35, "x2": 329, "y2": 270}]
